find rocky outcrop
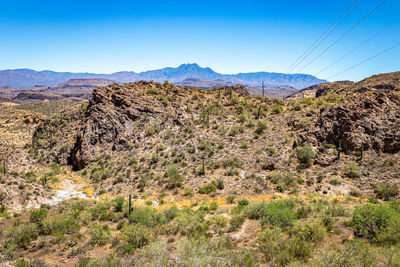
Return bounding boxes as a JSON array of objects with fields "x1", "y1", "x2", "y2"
[
  {"x1": 69, "y1": 81, "x2": 190, "y2": 169},
  {"x1": 297, "y1": 73, "x2": 400, "y2": 154}
]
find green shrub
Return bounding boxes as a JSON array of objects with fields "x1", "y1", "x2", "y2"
[
  {"x1": 255, "y1": 121, "x2": 267, "y2": 135},
  {"x1": 43, "y1": 215, "x2": 80, "y2": 236},
  {"x1": 77, "y1": 254, "x2": 122, "y2": 267},
  {"x1": 317, "y1": 240, "x2": 376, "y2": 267},
  {"x1": 111, "y1": 197, "x2": 124, "y2": 212},
  {"x1": 344, "y1": 162, "x2": 360, "y2": 178},
  {"x1": 227, "y1": 214, "x2": 245, "y2": 232},
  {"x1": 4, "y1": 223, "x2": 38, "y2": 249},
  {"x1": 375, "y1": 183, "x2": 399, "y2": 201},
  {"x1": 260, "y1": 200, "x2": 297, "y2": 228},
  {"x1": 129, "y1": 206, "x2": 166, "y2": 227},
  {"x1": 209, "y1": 202, "x2": 218, "y2": 211},
  {"x1": 198, "y1": 182, "x2": 217, "y2": 194},
  {"x1": 211, "y1": 215, "x2": 228, "y2": 228},
  {"x1": 121, "y1": 224, "x2": 153, "y2": 249},
  {"x1": 87, "y1": 223, "x2": 111, "y2": 246},
  {"x1": 290, "y1": 220, "x2": 326, "y2": 243},
  {"x1": 165, "y1": 164, "x2": 183, "y2": 188},
  {"x1": 351, "y1": 204, "x2": 400, "y2": 242},
  {"x1": 174, "y1": 209, "x2": 209, "y2": 238},
  {"x1": 215, "y1": 179, "x2": 224, "y2": 190},
  {"x1": 176, "y1": 236, "x2": 257, "y2": 266},
  {"x1": 272, "y1": 104, "x2": 283, "y2": 114},
  {"x1": 134, "y1": 239, "x2": 170, "y2": 267},
  {"x1": 29, "y1": 209, "x2": 47, "y2": 223},
  {"x1": 294, "y1": 145, "x2": 315, "y2": 166},
  {"x1": 228, "y1": 125, "x2": 242, "y2": 136},
  {"x1": 226, "y1": 196, "x2": 236, "y2": 204},
  {"x1": 257, "y1": 227, "x2": 314, "y2": 265},
  {"x1": 267, "y1": 171, "x2": 297, "y2": 192}
]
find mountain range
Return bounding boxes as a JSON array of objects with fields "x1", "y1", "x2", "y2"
[{"x1": 0, "y1": 63, "x2": 327, "y2": 89}]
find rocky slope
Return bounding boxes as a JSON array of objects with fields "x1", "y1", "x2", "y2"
[
  {"x1": 31, "y1": 72, "x2": 400, "y2": 200},
  {"x1": 295, "y1": 72, "x2": 400, "y2": 154}
]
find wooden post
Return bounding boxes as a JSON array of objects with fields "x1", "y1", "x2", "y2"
[{"x1": 262, "y1": 80, "x2": 265, "y2": 98}]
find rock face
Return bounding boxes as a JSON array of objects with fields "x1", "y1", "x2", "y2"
[
  {"x1": 69, "y1": 81, "x2": 189, "y2": 169},
  {"x1": 298, "y1": 72, "x2": 400, "y2": 154},
  {"x1": 207, "y1": 84, "x2": 249, "y2": 96}
]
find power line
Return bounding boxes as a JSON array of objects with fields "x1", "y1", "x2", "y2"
[
  {"x1": 294, "y1": 0, "x2": 387, "y2": 74},
  {"x1": 285, "y1": 0, "x2": 362, "y2": 74},
  {"x1": 317, "y1": 17, "x2": 400, "y2": 75},
  {"x1": 326, "y1": 41, "x2": 400, "y2": 80}
]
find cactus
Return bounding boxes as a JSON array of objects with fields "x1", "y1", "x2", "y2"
[
  {"x1": 256, "y1": 106, "x2": 262, "y2": 120},
  {"x1": 128, "y1": 194, "x2": 132, "y2": 215},
  {"x1": 337, "y1": 139, "x2": 342, "y2": 160}
]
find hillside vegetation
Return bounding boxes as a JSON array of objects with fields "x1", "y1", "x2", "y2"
[{"x1": 0, "y1": 72, "x2": 399, "y2": 266}]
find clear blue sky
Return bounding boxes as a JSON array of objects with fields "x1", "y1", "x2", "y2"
[{"x1": 0, "y1": 0, "x2": 399, "y2": 81}]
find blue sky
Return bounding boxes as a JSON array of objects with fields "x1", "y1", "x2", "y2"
[{"x1": 0, "y1": 0, "x2": 399, "y2": 81}]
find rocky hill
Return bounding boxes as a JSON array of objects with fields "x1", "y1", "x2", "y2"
[
  {"x1": 1, "y1": 71, "x2": 400, "y2": 266},
  {"x1": 31, "y1": 72, "x2": 400, "y2": 200}
]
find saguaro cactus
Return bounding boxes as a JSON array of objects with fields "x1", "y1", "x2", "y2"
[{"x1": 128, "y1": 194, "x2": 132, "y2": 216}]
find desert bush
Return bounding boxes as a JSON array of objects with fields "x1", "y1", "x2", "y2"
[
  {"x1": 259, "y1": 200, "x2": 297, "y2": 228},
  {"x1": 257, "y1": 227, "x2": 314, "y2": 266},
  {"x1": 228, "y1": 125, "x2": 243, "y2": 136},
  {"x1": 375, "y1": 183, "x2": 399, "y2": 201},
  {"x1": 272, "y1": 103, "x2": 283, "y2": 114},
  {"x1": 211, "y1": 215, "x2": 228, "y2": 228},
  {"x1": 267, "y1": 171, "x2": 296, "y2": 192},
  {"x1": 174, "y1": 208, "x2": 209, "y2": 238},
  {"x1": 87, "y1": 223, "x2": 111, "y2": 246},
  {"x1": 43, "y1": 215, "x2": 80, "y2": 236},
  {"x1": 134, "y1": 239, "x2": 170, "y2": 267},
  {"x1": 351, "y1": 204, "x2": 400, "y2": 242},
  {"x1": 296, "y1": 206, "x2": 312, "y2": 219},
  {"x1": 227, "y1": 214, "x2": 246, "y2": 232},
  {"x1": 77, "y1": 254, "x2": 123, "y2": 267},
  {"x1": 198, "y1": 182, "x2": 217, "y2": 194},
  {"x1": 164, "y1": 164, "x2": 183, "y2": 188},
  {"x1": 344, "y1": 162, "x2": 360, "y2": 178},
  {"x1": 325, "y1": 204, "x2": 348, "y2": 217},
  {"x1": 177, "y1": 236, "x2": 256, "y2": 267},
  {"x1": 128, "y1": 206, "x2": 166, "y2": 227},
  {"x1": 294, "y1": 145, "x2": 315, "y2": 166},
  {"x1": 290, "y1": 219, "x2": 326, "y2": 243},
  {"x1": 209, "y1": 202, "x2": 218, "y2": 211},
  {"x1": 316, "y1": 240, "x2": 376, "y2": 267},
  {"x1": 255, "y1": 121, "x2": 267, "y2": 135},
  {"x1": 121, "y1": 224, "x2": 153, "y2": 250},
  {"x1": 4, "y1": 223, "x2": 38, "y2": 249},
  {"x1": 29, "y1": 209, "x2": 47, "y2": 223},
  {"x1": 215, "y1": 179, "x2": 224, "y2": 190},
  {"x1": 112, "y1": 197, "x2": 124, "y2": 212},
  {"x1": 226, "y1": 195, "x2": 236, "y2": 204},
  {"x1": 14, "y1": 258, "x2": 47, "y2": 267},
  {"x1": 183, "y1": 186, "x2": 194, "y2": 197}
]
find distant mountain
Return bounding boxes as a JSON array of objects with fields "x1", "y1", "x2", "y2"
[{"x1": 0, "y1": 64, "x2": 327, "y2": 89}]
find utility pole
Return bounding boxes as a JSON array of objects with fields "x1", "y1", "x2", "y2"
[{"x1": 262, "y1": 80, "x2": 265, "y2": 97}]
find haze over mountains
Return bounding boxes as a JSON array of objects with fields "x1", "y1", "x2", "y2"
[{"x1": 0, "y1": 63, "x2": 327, "y2": 89}]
